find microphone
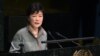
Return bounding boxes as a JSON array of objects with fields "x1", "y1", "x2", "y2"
[
  {"x1": 18, "y1": 43, "x2": 24, "y2": 53},
  {"x1": 48, "y1": 31, "x2": 63, "y2": 48},
  {"x1": 55, "y1": 32, "x2": 81, "y2": 46}
]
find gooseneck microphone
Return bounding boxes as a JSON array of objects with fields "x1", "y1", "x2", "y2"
[
  {"x1": 41, "y1": 31, "x2": 94, "y2": 46},
  {"x1": 48, "y1": 31, "x2": 63, "y2": 48},
  {"x1": 55, "y1": 32, "x2": 81, "y2": 46}
]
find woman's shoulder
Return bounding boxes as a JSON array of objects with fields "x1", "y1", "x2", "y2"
[
  {"x1": 41, "y1": 27, "x2": 47, "y2": 35},
  {"x1": 12, "y1": 27, "x2": 27, "y2": 41},
  {"x1": 15, "y1": 26, "x2": 27, "y2": 35}
]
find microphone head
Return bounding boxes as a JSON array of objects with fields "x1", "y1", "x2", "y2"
[
  {"x1": 41, "y1": 41, "x2": 46, "y2": 43},
  {"x1": 19, "y1": 43, "x2": 24, "y2": 47}
]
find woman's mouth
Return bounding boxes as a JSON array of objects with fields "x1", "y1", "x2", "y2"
[{"x1": 34, "y1": 22, "x2": 40, "y2": 24}]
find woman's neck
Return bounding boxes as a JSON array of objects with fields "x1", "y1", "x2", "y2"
[{"x1": 29, "y1": 25, "x2": 39, "y2": 38}]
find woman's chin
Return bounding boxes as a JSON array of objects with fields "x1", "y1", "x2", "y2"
[{"x1": 34, "y1": 25, "x2": 41, "y2": 28}]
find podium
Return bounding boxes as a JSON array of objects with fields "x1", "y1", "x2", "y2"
[
  {"x1": 1, "y1": 37, "x2": 100, "y2": 56},
  {"x1": 0, "y1": 45, "x2": 100, "y2": 56}
]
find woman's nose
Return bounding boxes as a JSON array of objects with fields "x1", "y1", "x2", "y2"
[{"x1": 35, "y1": 17, "x2": 39, "y2": 21}]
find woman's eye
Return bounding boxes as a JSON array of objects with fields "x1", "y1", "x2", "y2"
[
  {"x1": 39, "y1": 15, "x2": 42, "y2": 17},
  {"x1": 39, "y1": 16, "x2": 42, "y2": 17},
  {"x1": 32, "y1": 16, "x2": 36, "y2": 17}
]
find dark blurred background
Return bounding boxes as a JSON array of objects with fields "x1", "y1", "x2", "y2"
[{"x1": 0, "y1": 0, "x2": 100, "y2": 52}]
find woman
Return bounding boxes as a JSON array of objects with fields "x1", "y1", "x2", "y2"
[{"x1": 9, "y1": 2, "x2": 47, "y2": 53}]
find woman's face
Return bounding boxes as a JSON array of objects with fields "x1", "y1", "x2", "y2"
[{"x1": 28, "y1": 11, "x2": 43, "y2": 28}]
